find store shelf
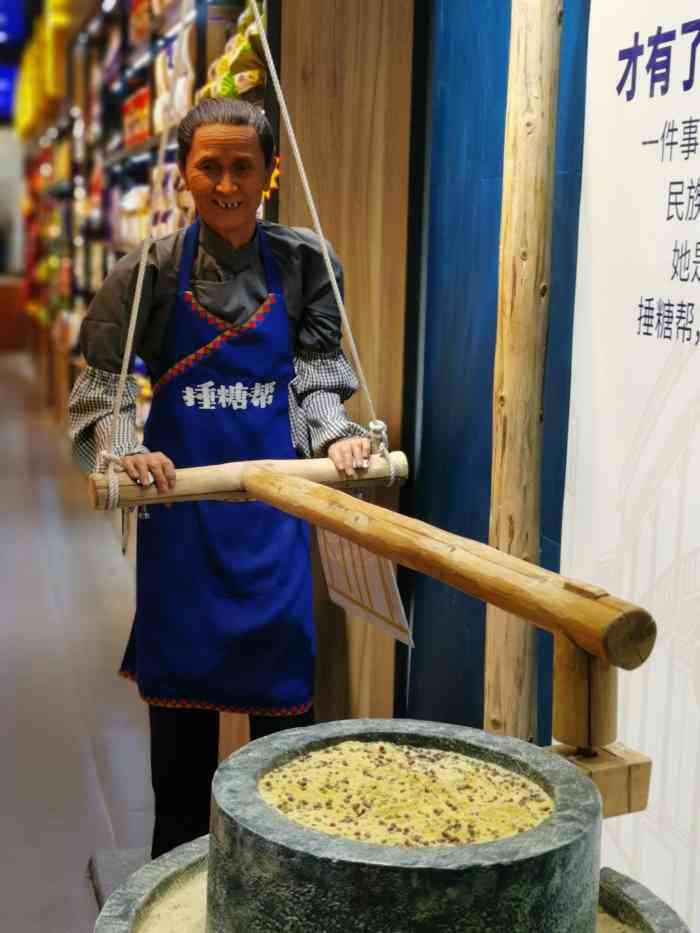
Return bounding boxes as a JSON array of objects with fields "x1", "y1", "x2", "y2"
[
  {"x1": 125, "y1": 43, "x2": 153, "y2": 75},
  {"x1": 103, "y1": 127, "x2": 178, "y2": 170},
  {"x1": 153, "y1": 0, "x2": 197, "y2": 41},
  {"x1": 45, "y1": 181, "x2": 73, "y2": 200},
  {"x1": 110, "y1": 242, "x2": 140, "y2": 255}
]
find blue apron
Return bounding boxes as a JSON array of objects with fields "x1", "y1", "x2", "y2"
[{"x1": 120, "y1": 220, "x2": 314, "y2": 715}]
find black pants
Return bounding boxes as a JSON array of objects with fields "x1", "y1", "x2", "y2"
[{"x1": 149, "y1": 704, "x2": 315, "y2": 859}]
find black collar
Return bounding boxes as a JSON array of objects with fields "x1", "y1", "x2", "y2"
[{"x1": 199, "y1": 220, "x2": 260, "y2": 274}]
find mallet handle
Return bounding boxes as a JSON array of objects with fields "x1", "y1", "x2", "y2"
[
  {"x1": 88, "y1": 452, "x2": 409, "y2": 510},
  {"x1": 243, "y1": 467, "x2": 656, "y2": 672}
]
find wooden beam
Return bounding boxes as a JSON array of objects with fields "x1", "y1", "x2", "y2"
[
  {"x1": 88, "y1": 452, "x2": 409, "y2": 510},
  {"x1": 242, "y1": 468, "x2": 655, "y2": 671},
  {"x1": 485, "y1": 0, "x2": 565, "y2": 740}
]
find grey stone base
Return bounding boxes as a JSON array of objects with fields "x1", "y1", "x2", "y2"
[{"x1": 92, "y1": 844, "x2": 693, "y2": 932}]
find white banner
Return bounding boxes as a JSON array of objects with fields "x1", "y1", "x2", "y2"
[{"x1": 563, "y1": 2, "x2": 700, "y2": 926}]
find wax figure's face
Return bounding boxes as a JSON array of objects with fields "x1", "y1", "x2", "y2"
[{"x1": 180, "y1": 123, "x2": 272, "y2": 247}]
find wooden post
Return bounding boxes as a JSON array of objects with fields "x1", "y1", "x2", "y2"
[
  {"x1": 553, "y1": 632, "x2": 618, "y2": 749},
  {"x1": 484, "y1": 0, "x2": 564, "y2": 740}
]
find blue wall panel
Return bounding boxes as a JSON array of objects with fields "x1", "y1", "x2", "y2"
[
  {"x1": 408, "y1": 1, "x2": 511, "y2": 726},
  {"x1": 407, "y1": 0, "x2": 591, "y2": 736}
]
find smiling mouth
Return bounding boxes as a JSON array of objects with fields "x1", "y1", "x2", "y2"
[{"x1": 212, "y1": 199, "x2": 243, "y2": 210}]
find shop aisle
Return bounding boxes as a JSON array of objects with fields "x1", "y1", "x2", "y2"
[{"x1": 0, "y1": 353, "x2": 153, "y2": 933}]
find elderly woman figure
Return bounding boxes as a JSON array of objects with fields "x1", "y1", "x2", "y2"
[{"x1": 69, "y1": 97, "x2": 369, "y2": 857}]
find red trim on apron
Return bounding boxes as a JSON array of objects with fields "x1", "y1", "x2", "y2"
[
  {"x1": 119, "y1": 671, "x2": 313, "y2": 716},
  {"x1": 151, "y1": 293, "x2": 277, "y2": 396}
]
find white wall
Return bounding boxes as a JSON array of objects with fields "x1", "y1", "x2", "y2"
[
  {"x1": 0, "y1": 128, "x2": 24, "y2": 273},
  {"x1": 563, "y1": 2, "x2": 700, "y2": 927}
]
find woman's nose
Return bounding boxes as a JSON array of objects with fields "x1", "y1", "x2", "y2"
[{"x1": 216, "y1": 173, "x2": 238, "y2": 193}]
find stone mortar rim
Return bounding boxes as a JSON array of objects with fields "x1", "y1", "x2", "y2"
[
  {"x1": 94, "y1": 836, "x2": 209, "y2": 933},
  {"x1": 599, "y1": 867, "x2": 691, "y2": 932},
  {"x1": 212, "y1": 717, "x2": 602, "y2": 871}
]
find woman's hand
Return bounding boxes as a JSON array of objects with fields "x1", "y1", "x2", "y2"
[
  {"x1": 327, "y1": 437, "x2": 371, "y2": 478},
  {"x1": 121, "y1": 452, "x2": 177, "y2": 494}
]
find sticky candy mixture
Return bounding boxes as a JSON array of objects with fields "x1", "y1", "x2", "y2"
[{"x1": 258, "y1": 740, "x2": 554, "y2": 847}]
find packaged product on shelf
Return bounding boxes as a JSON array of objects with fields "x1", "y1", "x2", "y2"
[
  {"x1": 150, "y1": 164, "x2": 172, "y2": 239},
  {"x1": 86, "y1": 49, "x2": 102, "y2": 145},
  {"x1": 150, "y1": 163, "x2": 195, "y2": 239},
  {"x1": 106, "y1": 187, "x2": 121, "y2": 246},
  {"x1": 152, "y1": 26, "x2": 195, "y2": 135},
  {"x1": 104, "y1": 23, "x2": 122, "y2": 87},
  {"x1": 196, "y1": 2, "x2": 266, "y2": 104},
  {"x1": 173, "y1": 168, "x2": 196, "y2": 230},
  {"x1": 73, "y1": 243, "x2": 86, "y2": 292},
  {"x1": 73, "y1": 180, "x2": 90, "y2": 240},
  {"x1": 58, "y1": 255, "x2": 72, "y2": 302},
  {"x1": 151, "y1": 0, "x2": 174, "y2": 17},
  {"x1": 53, "y1": 140, "x2": 72, "y2": 184},
  {"x1": 123, "y1": 86, "x2": 151, "y2": 148},
  {"x1": 90, "y1": 243, "x2": 105, "y2": 294},
  {"x1": 129, "y1": 0, "x2": 151, "y2": 49},
  {"x1": 88, "y1": 156, "x2": 104, "y2": 235},
  {"x1": 60, "y1": 307, "x2": 86, "y2": 354},
  {"x1": 116, "y1": 185, "x2": 151, "y2": 248}
]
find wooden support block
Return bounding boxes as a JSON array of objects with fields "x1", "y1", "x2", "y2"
[{"x1": 547, "y1": 743, "x2": 652, "y2": 819}]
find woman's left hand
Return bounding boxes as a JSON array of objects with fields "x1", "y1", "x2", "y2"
[{"x1": 327, "y1": 437, "x2": 371, "y2": 477}]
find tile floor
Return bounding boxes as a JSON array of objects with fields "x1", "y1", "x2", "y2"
[{"x1": 1, "y1": 353, "x2": 153, "y2": 932}]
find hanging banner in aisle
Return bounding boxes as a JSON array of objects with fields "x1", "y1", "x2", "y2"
[{"x1": 563, "y1": 3, "x2": 700, "y2": 927}]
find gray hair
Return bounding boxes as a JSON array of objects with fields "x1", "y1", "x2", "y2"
[{"x1": 177, "y1": 97, "x2": 275, "y2": 168}]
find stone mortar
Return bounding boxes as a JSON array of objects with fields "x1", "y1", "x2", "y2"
[
  {"x1": 208, "y1": 718, "x2": 602, "y2": 932},
  {"x1": 598, "y1": 867, "x2": 690, "y2": 932},
  {"x1": 92, "y1": 848, "x2": 693, "y2": 932},
  {"x1": 94, "y1": 835, "x2": 209, "y2": 933}
]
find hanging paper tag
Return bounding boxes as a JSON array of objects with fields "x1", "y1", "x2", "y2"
[{"x1": 316, "y1": 528, "x2": 412, "y2": 646}]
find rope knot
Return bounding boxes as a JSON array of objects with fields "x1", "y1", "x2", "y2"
[
  {"x1": 98, "y1": 450, "x2": 123, "y2": 511},
  {"x1": 368, "y1": 420, "x2": 396, "y2": 487}
]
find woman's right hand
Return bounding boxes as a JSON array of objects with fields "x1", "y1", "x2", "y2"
[{"x1": 121, "y1": 452, "x2": 177, "y2": 494}]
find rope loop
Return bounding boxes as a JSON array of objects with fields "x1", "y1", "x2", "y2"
[
  {"x1": 98, "y1": 450, "x2": 123, "y2": 511},
  {"x1": 368, "y1": 420, "x2": 396, "y2": 487}
]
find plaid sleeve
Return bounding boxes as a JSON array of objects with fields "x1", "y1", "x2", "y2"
[
  {"x1": 67, "y1": 365, "x2": 148, "y2": 474},
  {"x1": 289, "y1": 350, "x2": 369, "y2": 458}
]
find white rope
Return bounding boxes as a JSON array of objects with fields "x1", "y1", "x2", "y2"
[
  {"x1": 249, "y1": 0, "x2": 380, "y2": 430},
  {"x1": 369, "y1": 419, "x2": 396, "y2": 487},
  {"x1": 100, "y1": 4, "x2": 189, "y2": 512}
]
